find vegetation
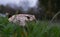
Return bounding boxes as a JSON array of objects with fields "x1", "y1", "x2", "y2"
[
  {"x1": 0, "y1": 16, "x2": 60, "y2": 37},
  {"x1": 0, "y1": 0, "x2": 60, "y2": 37},
  {"x1": 40, "y1": 0, "x2": 60, "y2": 20},
  {"x1": 0, "y1": 0, "x2": 60, "y2": 20}
]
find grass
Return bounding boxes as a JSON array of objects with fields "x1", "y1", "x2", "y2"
[{"x1": 0, "y1": 16, "x2": 60, "y2": 37}]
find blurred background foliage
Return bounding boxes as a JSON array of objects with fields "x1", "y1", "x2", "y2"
[{"x1": 0, "y1": 0, "x2": 60, "y2": 20}]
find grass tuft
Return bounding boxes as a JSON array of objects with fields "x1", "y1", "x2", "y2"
[{"x1": 0, "y1": 16, "x2": 60, "y2": 37}]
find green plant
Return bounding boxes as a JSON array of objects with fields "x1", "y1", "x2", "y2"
[{"x1": 0, "y1": 16, "x2": 60, "y2": 37}]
